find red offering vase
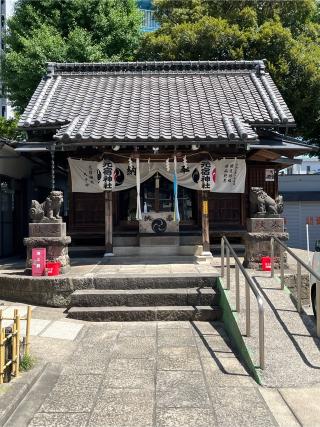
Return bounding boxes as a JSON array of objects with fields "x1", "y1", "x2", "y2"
[
  {"x1": 261, "y1": 257, "x2": 271, "y2": 271},
  {"x1": 46, "y1": 262, "x2": 61, "y2": 276}
]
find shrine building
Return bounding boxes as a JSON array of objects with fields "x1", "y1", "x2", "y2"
[{"x1": 16, "y1": 60, "x2": 313, "y2": 259}]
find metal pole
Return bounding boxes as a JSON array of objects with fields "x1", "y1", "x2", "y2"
[
  {"x1": 306, "y1": 224, "x2": 310, "y2": 266},
  {"x1": 226, "y1": 245, "x2": 230, "y2": 290},
  {"x1": 235, "y1": 263, "x2": 240, "y2": 312},
  {"x1": 270, "y1": 237, "x2": 274, "y2": 278},
  {"x1": 0, "y1": 310, "x2": 3, "y2": 384},
  {"x1": 297, "y1": 262, "x2": 302, "y2": 313},
  {"x1": 26, "y1": 306, "x2": 31, "y2": 355},
  {"x1": 280, "y1": 246, "x2": 285, "y2": 290},
  {"x1": 317, "y1": 280, "x2": 320, "y2": 338},
  {"x1": 245, "y1": 279, "x2": 250, "y2": 337},
  {"x1": 259, "y1": 306, "x2": 265, "y2": 370},
  {"x1": 221, "y1": 238, "x2": 225, "y2": 278}
]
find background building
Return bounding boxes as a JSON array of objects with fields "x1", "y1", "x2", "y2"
[
  {"x1": 138, "y1": 0, "x2": 159, "y2": 32},
  {"x1": 283, "y1": 155, "x2": 320, "y2": 175},
  {"x1": 279, "y1": 174, "x2": 320, "y2": 250},
  {"x1": 0, "y1": 0, "x2": 15, "y2": 119}
]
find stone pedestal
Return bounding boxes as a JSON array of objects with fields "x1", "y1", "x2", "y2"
[
  {"x1": 243, "y1": 218, "x2": 288, "y2": 269},
  {"x1": 24, "y1": 222, "x2": 71, "y2": 274}
]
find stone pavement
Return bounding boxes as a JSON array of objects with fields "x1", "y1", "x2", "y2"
[
  {"x1": 0, "y1": 304, "x2": 84, "y2": 341},
  {"x1": 0, "y1": 257, "x2": 219, "y2": 278},
  {"x1": 0, "y1": 303, "x2": 320, "y2": 426},
  {"x1": 6, "y1": 320, "x2": 281, "y2": 427}
]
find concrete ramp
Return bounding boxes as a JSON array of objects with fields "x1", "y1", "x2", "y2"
[{"x1": 220, "y1": 269, "x2": 320, "y2": 387}]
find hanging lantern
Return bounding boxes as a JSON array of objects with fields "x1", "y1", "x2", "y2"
[{"x1": 166, "y1": 158, "x2": 170, "y2": 172}]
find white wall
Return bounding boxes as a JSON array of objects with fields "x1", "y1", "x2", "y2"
[
  {"x1": 279, "y1": 174, "x2": 320, "y2": 192},
  {"x1": 283, "y1": 201, "x2": 320, "y2": 250}
]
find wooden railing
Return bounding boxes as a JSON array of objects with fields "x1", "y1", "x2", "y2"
[{"x1": 0, "y1": 306, "x2": 32, "y2": 383}]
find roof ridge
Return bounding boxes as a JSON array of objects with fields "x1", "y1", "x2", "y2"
[{"x1": 46, "y1": 60, "x2": 266, "y2": 76}]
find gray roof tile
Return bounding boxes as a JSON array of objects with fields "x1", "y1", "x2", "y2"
[{"x1": 19, "y1": 60, "x2": 295, "y2": 143}]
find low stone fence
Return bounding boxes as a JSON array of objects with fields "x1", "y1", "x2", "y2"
[
  {"x1": 283, "y1": 272, "x2": 310, "y2": 307},
  {"x1": 0, "y1": 275, "x2": 94, "y2": 307}
]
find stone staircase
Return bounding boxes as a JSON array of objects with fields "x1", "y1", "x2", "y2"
[{"x1": 68, "y1": 274, "x2": 221, "y2": 321}]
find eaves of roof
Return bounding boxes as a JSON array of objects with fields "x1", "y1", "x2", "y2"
[{"x1": 18, "y1": 60, "x2": 295, "y2": 145}]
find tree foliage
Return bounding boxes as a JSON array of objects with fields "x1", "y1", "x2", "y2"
[
  {"x1": 138, "y1": 0, "x2": 320, "y2": 147},
  {"x1": 2, "y1": 0, "x2": 142, "y2": 112},
  {"x1": 0, "y1": 116, "x2": 22, "y2": 140}
]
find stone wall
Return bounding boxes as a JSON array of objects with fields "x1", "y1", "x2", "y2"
[{"x1": 0, "y1": 275, "x2": 94, "y2": 307}]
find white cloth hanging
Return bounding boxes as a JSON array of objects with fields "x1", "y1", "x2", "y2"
[{"x1": 68, "y1": 158, "x2": 246, "y2": 194}]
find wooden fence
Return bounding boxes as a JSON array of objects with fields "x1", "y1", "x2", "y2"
[{"x1": 0, "y1": 306, "x2": 32, "y2": 383}]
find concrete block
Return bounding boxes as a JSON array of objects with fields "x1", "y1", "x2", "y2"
[
  {"x1": 68, "y1": 305, "x2": 221, "y2": 322},
  {"x1": 70, "y1": 288, "x2": 217, "y2": 307},
  {"x1": 247, "y1": 218, "x2": 285, "y2": 233},
  {"x1": 156, "y1": 408, "x2": 214, "y2": 427},
  {"x1": 40, "y1": 321, "x2": 83, "y2": 341},
  {"x1": 157, "y1": 346, "x2": 200, "y2": 371},
  {"x1": 29, "y1": 413, "x2": 89, "y2": 427},
  {"x1": 29, "y1": 222, "x2": 66, "y2": 237},
  {"x1": 156, "y1": 370, "x2": 210, "y2": 408}
]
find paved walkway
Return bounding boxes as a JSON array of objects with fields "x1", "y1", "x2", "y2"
[
  {"x1": 0, "y1": 257, "x2": 219, "y2": 278},
  {"x1": 6, "y1": 320, "x2": 281, "y2": 427},
  {"x1": 0, "y1": 302, "x2": 319, "y2": 426},
  {"x1": 0, "y1": 304, "x2": 84, "y2": 341}
]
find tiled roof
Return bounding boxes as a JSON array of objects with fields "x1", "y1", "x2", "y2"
[{"x1": 19, "y1": 61, "x2": 295, "y2": 144}]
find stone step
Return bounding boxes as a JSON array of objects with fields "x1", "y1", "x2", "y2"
[
  {"x1": 92, "y1": 275, "x2": 218, "y2": 290},
  {"x1": 139, "y1": 235, "x2": 180, "y2": 247},
  {"x1": 67, "y1": 305, "x2": 221, "y2": 321},
  {"x1": 101, "y1": 255, "x2": 198, "y2": 263},
  {"x1": 113, "y1": 245, "x2": 203, "y2": 256},
  {"x1": 70, "y1": 287, "x2": 218, "y2": 307}
]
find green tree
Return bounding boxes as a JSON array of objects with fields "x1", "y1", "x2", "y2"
[
  {"x1": 0, "y1": 116, "x2": 22, "y2": 140},
  {"x1": 139, "y1": 0, "x2": 320, "y2": 147},
  {"x1": 2, "y1": 0, "x2": 142, "y2": 112}
]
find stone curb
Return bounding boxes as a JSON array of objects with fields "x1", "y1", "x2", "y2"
[{"x1": 0, "y1": 362, "x2": 47, "y2": 426}]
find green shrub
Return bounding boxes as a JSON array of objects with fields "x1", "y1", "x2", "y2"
[{"x1": 20, "y1": 353, "x2": 35, "y2": 372}]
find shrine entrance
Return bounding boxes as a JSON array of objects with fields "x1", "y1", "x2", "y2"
[{"x1": 117, "y1": 174, "x2": 198, "y2": 227}]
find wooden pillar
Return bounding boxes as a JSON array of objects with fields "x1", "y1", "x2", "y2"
[
  {"x1": 201, "y1": 191, "x2": 210, "y2": 253},
  {"x1": 105, "y1": 191, "x2": 113, "y2": 255}
]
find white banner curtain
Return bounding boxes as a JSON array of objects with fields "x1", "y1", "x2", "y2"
[{"x1": 68, "y1": 158, "x2": 246, "y2": 194}]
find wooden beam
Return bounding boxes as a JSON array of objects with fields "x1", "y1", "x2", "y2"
[
  {"x1": 248, "y1": 149, "x2": 280, "y2": 161},
  {"x1": 201, "y1": 191, "x2": 210, "y2": 253},
  {"x1": 105, "y1": 191, "x2": 113, "y2": 254}
]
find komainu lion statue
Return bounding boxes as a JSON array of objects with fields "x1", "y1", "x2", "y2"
[
  {"x1": 29, "y1": 191, "x2": 63, "y2": 222},
  {"x1": 250, "y1": 187, "x2": 283, "y2": 216}
]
